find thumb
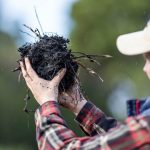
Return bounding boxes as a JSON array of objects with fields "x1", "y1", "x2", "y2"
[{"x1": 52, "y1": 68, "x2": 66, "y2": 84}]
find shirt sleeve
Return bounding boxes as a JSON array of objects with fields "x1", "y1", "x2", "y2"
[
  {"x1": 141, "y1": 97, "x2": 150, "y2": 116},
  {"x1": 75, "y1": 101, "x2": 121, "y2": 136},
  {"x1": 35, "y1": 101, "x2": 150, "y2": 150}
]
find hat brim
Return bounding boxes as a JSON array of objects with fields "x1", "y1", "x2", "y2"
[{"x1": 116, "y1": 30, "x2": 150, "y2": 55}]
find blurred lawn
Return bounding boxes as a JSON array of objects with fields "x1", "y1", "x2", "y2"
[{"x1": 0, "y1": 145, "x2": 32, "y2": 150}]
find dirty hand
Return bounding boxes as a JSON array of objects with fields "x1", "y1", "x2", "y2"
[
  {"x1": 20, "y1": 57, "x2": 66, "y2": 105},
  {"x1": 59, "y1": 82, "x2": 87, "y2": 115}
]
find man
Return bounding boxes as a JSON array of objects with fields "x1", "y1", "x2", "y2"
[{"x1": 20, "y1": 21, "x2": 150, "y2": 150}]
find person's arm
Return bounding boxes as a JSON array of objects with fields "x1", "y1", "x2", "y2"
[
  {"x1": 20, "y1": 58, "x2": 150, "y2": 150},
  {"x1": 59, "y1": 88, "x2": 120, "y2": 136},
  {"x1": 35, "y1": 100, "x2": 150, "y2": 150},
  {"x1": 74, "y1": 100, "x2": 120, "y2": 136}
]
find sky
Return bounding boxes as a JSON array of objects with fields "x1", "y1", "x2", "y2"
[{"x1": 1, "y1": 0, "x2": 77, "y2": 41}]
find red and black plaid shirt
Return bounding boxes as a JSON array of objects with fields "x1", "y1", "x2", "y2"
[{"x1": 35, "y1": 101, "x2": 150, "y2": 150}]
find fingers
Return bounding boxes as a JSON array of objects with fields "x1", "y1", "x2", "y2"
[
  {"x1": 20, "y1": 61, "x2": 32, "y2": 82},
  {"x1": 24, "y1": 57, "x2": 38, "y2": 79},
  {"x1": 53, "y1": 68, "x2": 66, "y2": 84},
  {"x1": 22, "y1": 58, "x2": 66, "y2": 88}
]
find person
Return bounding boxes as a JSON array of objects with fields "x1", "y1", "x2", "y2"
[{"x1": 20, "y1": 21, "x2": 150, "y2": 150}]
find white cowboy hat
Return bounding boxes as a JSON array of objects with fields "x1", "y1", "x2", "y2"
[{"x1": 116, "y1": 21, "x2": 150, "y2": 55}]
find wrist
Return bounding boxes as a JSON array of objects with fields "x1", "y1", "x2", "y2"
[
  {"x1": 39, "y1": 97, "x2": 57, "y2": 105},
  {"x1": 74, "y1": 99, "x2": 87, "y2": 116}
]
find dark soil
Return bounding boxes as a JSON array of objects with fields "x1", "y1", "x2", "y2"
[
  {"x1": 18, "y1": 35, "x2": 78, "y2": 93},
  {"x1": 14, "y1": 29, "x2": 111, "y2": 112}
]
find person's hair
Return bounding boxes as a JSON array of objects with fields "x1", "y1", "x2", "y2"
[{"x1": 143, "y1": 52, "x2": 150, "y2": 60}]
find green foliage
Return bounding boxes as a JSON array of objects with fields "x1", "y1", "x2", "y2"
[
  {"x1": 0, "y1": 145, "x2": 32, "y2": 150},
  {"x1": 70, "y1": 0, "x2": 149, "y2": 54},
  {"x1": 0, "y1": 31, "x2": 37, "y2": 149}
]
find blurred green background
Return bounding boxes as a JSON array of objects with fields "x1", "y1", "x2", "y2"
[{"x1": 1, "y1": 0, "x2": 150, "y2": 149}]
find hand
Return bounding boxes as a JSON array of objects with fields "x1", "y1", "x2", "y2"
[
  {"x1": 20, "y1": 57, "x2": 66, "y2": 105},
  {"x1": 59, "y1": 82, "x2": 87, "y2": 115}
]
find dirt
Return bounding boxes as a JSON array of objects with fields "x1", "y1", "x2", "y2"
[
  {"x1": 13, "y1": 29, "x2": 111, "y2": 112},
  {"x1": 18, "y1": 35, "x2": 78, "y2": 93}
]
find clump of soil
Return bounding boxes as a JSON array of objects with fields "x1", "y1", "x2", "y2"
[
  {"x1": 14, "y1": 27, "x2": 111, "y2": 112},
  {"x1": 18, "y1": 35, "x2": 78, "y2": 93}
]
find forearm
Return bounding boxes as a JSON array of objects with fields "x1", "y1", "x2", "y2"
[
  {"x1": 73, "y1": 99, "x2": 87, "y2": 116},
  {"x1": 35, "y1": 101, "x2": 150, "y2": 150},
  {"x1": 35, "y1": 101, "x2": 76, "y2": 150},
  {"x1": 74, "y1": 100, "x2": 121, "y2": 136}
]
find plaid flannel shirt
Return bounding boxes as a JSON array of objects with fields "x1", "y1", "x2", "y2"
[{"x1": 35, "y1": 101, "x2": 150, "y2": 150}]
